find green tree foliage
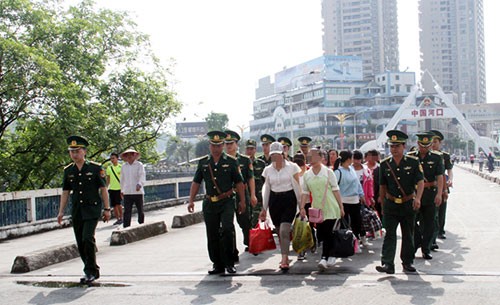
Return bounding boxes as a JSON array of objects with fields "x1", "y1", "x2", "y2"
[
  {"x1": 205, "y1": 112, "x2": 228, "y2": 131},
  {"x1": 0, "y1": 0, "x2": 181, "y2": 191},
  {"x1": 195, "y1": 139, "x2": 210, "y2": 158}
]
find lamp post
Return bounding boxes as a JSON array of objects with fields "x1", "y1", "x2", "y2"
[
  {"x1": 353, "y1": 108, "x2": 374, "y2": 149},
  {"x1": 333, "y1": 114, "x2": 352, "y2": 150},
  {"x1": 287, "y1": 70, "x2": 320, "y2": 148}
]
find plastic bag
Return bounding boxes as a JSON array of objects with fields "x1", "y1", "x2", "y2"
[
  {"x1": 292, "y1": 215, "x2": 314, "y2": 254},
  {"x1": 249, "y1": 220, "x2": 277, "y2": 254}
]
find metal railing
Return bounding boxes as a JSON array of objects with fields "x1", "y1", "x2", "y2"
[{"x1": 0, "y1": 177, "x2": 198, "y2": 228}]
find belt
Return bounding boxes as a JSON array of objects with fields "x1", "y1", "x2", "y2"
[
  {"x1": 386, "y1": 193, "x2": 415, "y2": 204},
  {"x1": 206, "y1": 190, "x2": 234, "y2": 203},
  {"x1": 271, "y1": 190, "x2": 293, "y2": 196},
  {"x1": 423, "y1": 181, "x2": 437, "y2": 189}
]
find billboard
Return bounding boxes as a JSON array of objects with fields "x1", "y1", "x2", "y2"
[
  {"x1": 176, "y1": 122, "x2": 208, "y2": 138},
  {"x1": 324, "y1": 56, "x2": 363, "y2": 81}
]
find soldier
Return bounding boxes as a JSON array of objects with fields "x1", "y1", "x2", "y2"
[
  {"x1": 57, "y1": 136, "x2": 111, "y2": 284},
  {"x1": 224, "y1": 130, "x2": 257, "y2": 255},
  {"x1": 245, "y1": 139, "x2": 267, "y2": 227},
  {"x1": 259, "y1": 134, "x2": 275, "y2": 165},
  {"x1": 298, "y1": 136, "x2": 312, "y2": 156},
  {"x1": 376, "y1": 130, "x2": 424, "y2": 274},
  {"x1": 407, "y1": 132, "x2": 444, "y2": 260},
  {"x1": 188, "y1": 131, "x2": 246, "y2": 275},
  {"x1": 430, "y1": 130, "x2": 453, "y2": 243},
  {"x1": 277, "y1": 136, "x2": 292, "y2": 160}
]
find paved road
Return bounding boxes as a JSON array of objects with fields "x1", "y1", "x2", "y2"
[{"x1": 1, "y1": 166, "x2": 499, "y2": 304}]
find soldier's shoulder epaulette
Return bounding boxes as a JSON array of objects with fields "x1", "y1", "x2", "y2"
[
  {"x1": 381, "y1": 156, "x2": 392, "y2": 163},
  {"x1": 225, "y1": 154, "x2": 238, "y2": 161},
  {"x1": 64, "y1": 162, "x2": 74, "y2": 170},
  {"x1": 431, "y1": 150, "x2": 443, "y2": 156},
  {"x1": 255, "y1": 158, "x2": 266, "y2": 165},
  {"x1": 89, "y1": 160, "x2": 102, "y2": 167},
  {"x1": 406, "y1": 154, "x2": 419, "y2": 160},
  {"x1": 191, "y1": 155, "x2": 209, "y2": 163},
  {"x1": 441, "y1": 151, "x2": 450, "y2": 156},
  {"x1": 239, "y1": 154, "x2": 251, "y2": 160},
  {"x1": 406, "y1": 150, "x2": 418, "y2": 156}
]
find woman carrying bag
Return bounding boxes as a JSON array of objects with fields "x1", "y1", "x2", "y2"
[{"x1": 300, "y1": 148, "x2": 344, "y2": 271}]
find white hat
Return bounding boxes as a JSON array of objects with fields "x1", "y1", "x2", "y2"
[
  {"x1": 269, "y1": 142, "x2": 283, "y2": 155},
  {"x1": 120, "y1": 148, "x2": 139, "y2": 158}
]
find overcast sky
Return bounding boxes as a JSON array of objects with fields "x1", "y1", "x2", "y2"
[{"x1": 96, "y1": 0, "x2": 500, "y2": 132}]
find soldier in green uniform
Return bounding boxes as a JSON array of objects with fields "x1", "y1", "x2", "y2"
[
  {"x1": 245, "y1": 139, "x2": 267, "y2": 227},
  {"x1": 188, "y1": 131, "x2": 246, "y2": 275},
  {"x1": 376, "y1": 130, "x2": 424, "y2": 274},
  {"x1": 277, "y1": 136, "x2": 292, "y2": 160},
  {"x1": 259, "y1": 134, "x2": 275, "y2": 165},
  {"x1": 430, "y1": 129, "x2": 453, "y2": 244},
  {"x1": 407, "y1": 132, "x2": 444, "y2": 260},
  {"x1": 224, "y1": 130, "x2": 257, "y2": 255},
  {"x1": 298, "y1": 136, "x2": 312, "y2": 156},
  {"x1": 57, "y1": 136, "x2": 111, "y2": 284}
]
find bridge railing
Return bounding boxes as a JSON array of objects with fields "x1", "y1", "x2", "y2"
[{"x1": 0, "y1": 177, "x2": 200, "y2": 229}]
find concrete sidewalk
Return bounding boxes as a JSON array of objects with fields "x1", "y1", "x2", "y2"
[{"x1": 0, "y1": 201, "x2": 202, "y2": 274}]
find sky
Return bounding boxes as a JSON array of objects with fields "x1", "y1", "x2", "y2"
[{"x1": 96, "y1": 0, "x2": 500, "y2": 132}]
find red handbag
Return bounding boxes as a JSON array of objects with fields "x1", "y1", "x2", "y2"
[{"x1": 249, "y1": 221, "x2": 277, "y2": 254}]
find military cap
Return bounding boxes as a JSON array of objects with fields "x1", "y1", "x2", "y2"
[
  {"x1": 245, "y1": 139, "x2": 257, "y2": 148},
  {"x1": 429, "y1": 129, "x2": 444, "y2": 141},
  {"x1": 386, "y1": 130, "x2": 408, "y2": 145},
  {"x1": 67, "y1": 135, "x2": 89, "y2": 150},
  {"x1": 298, "y1": 136, "x2": 312, "y2": 147},
  {"x1": 260, "y1": 134, "x2": 276, "y2": 144},
  {"x1": 416, "y1": 132, "x2": 434, "y2": 147},
  {"x1": 207, "y1": 131, "x2": 226, "y2": 145},
  {"x1": 277, "y1": 136, "x2": 292, "y2": 147},
  {"x1": 223, "y1": 129, "x2": 240, "y2": 143}
]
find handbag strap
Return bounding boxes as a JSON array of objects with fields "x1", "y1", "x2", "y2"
[
  {"x1": 208, "y1": 163, "x2": 222, "y2": 195},
  {"x1": 318, "y1": 170, "x2": 330, "y2": 210},
  {"x1": 110, "y1": 165, "x2": 120, "y2": 183}
]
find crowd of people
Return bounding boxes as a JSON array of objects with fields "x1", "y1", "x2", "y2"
[{"x1": 188, "y1": 128, "x2": 454, "y2": 275}]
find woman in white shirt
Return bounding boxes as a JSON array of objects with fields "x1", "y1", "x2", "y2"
[
  {"x1": 300, "y1": 148, "x2": 344, "y2": 271},
  {"x1": 260, "y1": 142, "x2": 301, "y2": 271}
]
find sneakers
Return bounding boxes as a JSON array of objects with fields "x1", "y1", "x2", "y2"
[
  {"x1": 327, "y1": 257, "x2": 336, "y2": 267},
  {"x1": 318, "y1": 258, "x2": 328, "y2": 271},
  {"x1": 297, "y1": 252, "x2": 306, "y2": 261},
  {"x1": 113, "y1": 219, "x2": 123, "y2": 225},
  {"x1": 360, "y1": 236, "x2": 371, "y2": 246}
]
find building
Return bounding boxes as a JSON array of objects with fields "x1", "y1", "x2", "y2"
[
  {"x1": 249, "y1": 56, "x2": 416, "y2": 150},
  {"x1": 419, "y1": 0, "x2": 486, "y2": 104},
  {"x1": 322, "y1": 0, "x2": 399, "y2": 79},
  {"x1": 175, "y1": 122, "x2": 208, "y2": 143}
]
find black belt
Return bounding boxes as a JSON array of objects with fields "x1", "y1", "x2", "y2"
[{"x1": 271, "y1": 190, "x2": 294, "y2": 196}]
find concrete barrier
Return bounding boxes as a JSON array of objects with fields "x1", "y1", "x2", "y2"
[
  {"x1": 110, "y1": 221, "x2": 168, "y2": 246},
  {"x1": 171, "y1": 211, "x2": 204, "y2": 228},
  {"x1": 11, "y1": 243, "x2": 79, "y2": 274}
]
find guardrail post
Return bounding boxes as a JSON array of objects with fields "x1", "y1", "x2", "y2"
[{"x1": 27, "y1": 196, "x2": 36, "y2": 222}]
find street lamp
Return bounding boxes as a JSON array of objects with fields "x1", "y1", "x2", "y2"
[
  {"x1": 353, "y1": 108, "x2": 373, "y2": 149},
  {"x1": 333, "y1": 113, "x2": 352, "y2": 150}
]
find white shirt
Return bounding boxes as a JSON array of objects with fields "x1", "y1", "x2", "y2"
[
  {"x1": 262, "y1": 160, "x2": 300, "y2": 192},
  {"x1": 120, "y1": 160, "x2": 146, "y2": 195}
]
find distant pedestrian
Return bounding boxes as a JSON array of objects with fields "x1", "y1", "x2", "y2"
[
  {"x1": 487, "y1": 153, "x2": 495, "y2": 173},
  {"x1": 120, "y1": 148, "x2": 146, "y2": 228},
  {"x1": 478, "y1": 151, "x2": 485, "y2": 172},
  {"x1": 57, "y1": 136, "x2": 111, "y2": 284},
  {"x1": 470, "y1": 154, "x2": 475, "y2": 167},
  {"x1": 106, "y1": 152, "x2": 123, "y2": 225}
]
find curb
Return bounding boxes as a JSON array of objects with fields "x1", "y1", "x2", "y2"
[
  {"x1": 110, "y1": 221, "x2": 168, "y2": 246},
  {"x1": 171, "y1": 211, "x2": 204, "y2": 228},
  {"x1": 456, "y1": 165, "x2": 500, "y2": 185},
  {"x1": 11, "y1": 243, "x2": 79, "y2": 274}
]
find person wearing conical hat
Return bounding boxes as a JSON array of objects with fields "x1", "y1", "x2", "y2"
[
  {"x1": 259, "y1": 134, "x2": 276, "y2": 165},
  {"x1": 58, "y1": 136, "x2": 111, "y2": 284},
  {"x1": 406, "y1": 132, "x2": 444, "y2": 261},
  {"x1": 376, "y1": 130, "x2": 424, "y2": 275},
  {"x1": 120, "y1": 147, "x2": 146, "y2": 229},
  {"x1": 188, "y1": 131, "x2": 246, "y2": 275},
  {"x1": 429, "y1": 130, "x2": 453, "y2": 244},
  {"x1": 224, "y1": 129, "x2": 257, "y2": 258}
]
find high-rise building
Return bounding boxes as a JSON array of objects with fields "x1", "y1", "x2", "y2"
[
  {"x1": 322, "y1": 0, "x2": 399, "y2": 79},
  {"x1": 419, "y1": 0, "x2": 486, "y2": 104}
]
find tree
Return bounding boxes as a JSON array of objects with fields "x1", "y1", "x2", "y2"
[
  {"x1": 205, "y1": 112, "x2": 229, "y2": 131},
  {"x1": 195, "y1": 139, "x2": 210, "y2": 158},
  {"x1": 0, "y1": 0, "x2": 181, "y2": 191}
]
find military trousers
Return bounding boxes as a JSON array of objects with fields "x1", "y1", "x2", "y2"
[
  {"x1": 235, "y1": 193, "x2": 252, "y2": 247},
  {"x1": 203, "y1": 198, "x2": 236, "y2": 268},
  {"x1": 380, "y1": 199, "x2": 416, "y2": 267},
  {"x1": 72, "y1": 216, "x2": 99, "y2": 277},
  {"x1": 414, "y1": 188, "x2": 437, "y2": 255},
  {"x1": 432, "y1": 199, "x2": 447, "y2": 244}
]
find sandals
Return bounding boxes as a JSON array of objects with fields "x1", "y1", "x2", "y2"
[{"x1": 279, "y1": 262, "x2": 289, "y2": 270}]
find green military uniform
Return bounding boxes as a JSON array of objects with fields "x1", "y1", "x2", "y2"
[
  {"x1": 407, "y1": 133, "x2": 444, "y2": 258},
  {"x1": 258, "y1": 134, "x2": 275, "y2": 166},
  {"x1": 247, "y1": 139, "x2": 267, "y2": 227},
  {"x1": 62, "y1": 136, "x2": 107, "y2": 280},
  {"x1": 278, "y1": 136, "x2": 292, "y2": 161},
  {"x1": 193, "y1": 131, "x2": 243, "y2": 270},
  {"x1": 429, "y1": 130, "x2": 453, "y2": 243},
  {"x1": 378, "y1": 131, "x2": 424, "y2": 271}
]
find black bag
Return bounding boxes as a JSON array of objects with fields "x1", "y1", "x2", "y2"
[{"x1": 330, "y1": 218, "x2": 355, "y2": 258}]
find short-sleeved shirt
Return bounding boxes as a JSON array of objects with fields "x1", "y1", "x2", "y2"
[
  {"x1": 302, "y1": 165, "x2": 341, "y2": 220},
  {"x1": 106, "y1": 163, "x2": 122, "y2": 191},
  {"x1": 262, "y1": 160, "x2": 300, "y2": 192},
  {"x1": 63, "y1": 160, "x2": 106, "y2": 220},
  {"x1": 193, "y1": 153, "x2": 243, "y2": 197}
]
